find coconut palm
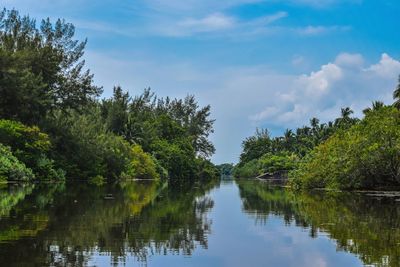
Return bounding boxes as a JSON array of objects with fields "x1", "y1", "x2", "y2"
[
  {"x1": 393, "y1": 75, "x2": 400, "y2": 109},
  {"x1": 363, "y1": 101, "x2": 385, "y2": 115}
]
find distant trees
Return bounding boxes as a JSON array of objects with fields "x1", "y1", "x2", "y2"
[
  {"x1": 235, "y1": 106, "x2": 358, "y2": 178},
  {"x1": 236, "y1": 75, "x2": 400, "y2": 189}
]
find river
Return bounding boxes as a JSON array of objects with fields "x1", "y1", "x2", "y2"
[{"x1": 0, "y1": 179, "x2": 399, "y2": 266}]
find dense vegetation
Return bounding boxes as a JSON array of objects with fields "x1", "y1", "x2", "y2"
[
  {"x1": 235, "y1": 85, "x2": 400, "y2": 189},
  {"x1": 234, "y1": 106, "x2": 358, "y2": 179},
  {"x1": 0, "y1": 9, "x2": 218, "y2": 184}
]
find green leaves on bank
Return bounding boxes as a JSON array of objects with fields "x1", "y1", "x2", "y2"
[
  {"x1": 0, "y1": 8, "x2": 218, "y2": 183},
  {"x1": 290, "y1": 106, "x2": 400, "y2": 190}
]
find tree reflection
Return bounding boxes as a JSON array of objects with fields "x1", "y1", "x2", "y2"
[
  {"x1": 0, "y1": 179, "x2": 218, "y2": 266},
  {"x1": 237, "y1": 179, "x2": 400, "y2": 267}
]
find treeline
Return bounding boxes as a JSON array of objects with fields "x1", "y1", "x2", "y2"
[
  {"x1": 233, "y1": 106, "x2": 358, "y2": 179},
  {"x1": 0, "y1": 9, "x2": 218, "y2": 184},
  {"x1": 235, "y1": 81, "x2": 400, "y2": 190}
]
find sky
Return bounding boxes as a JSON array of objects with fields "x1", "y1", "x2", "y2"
[{"x1": 3, "y1": 0, "x2": 400, "y2": 164}]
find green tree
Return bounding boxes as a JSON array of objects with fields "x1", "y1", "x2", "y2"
[
  {"x1": 290, "y1": 106, "x2": 400, "y2": 190},
  {"x1": 393, "y1": 75, "x2": 400, "y2": 109},
  {"x1": 0, "y1": 8, "x2": 101, "y2": 124}
]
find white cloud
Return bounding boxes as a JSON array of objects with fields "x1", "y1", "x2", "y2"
[
  {"x1": 142, "y1": 0, "x2": 263, "y2": 14},
  {"x1": 151, "y1": 11, "x2": 287, "y2": 37},
  {"x1": 180, "y1": 13, "x2": 235, "y2": 32},
  {"x1": 366, "y1": 53, "x2": 400, "y2": 78},
  {"x1": 249, "y1": 106, "x2": 280, "y2": 121},
  {"x1": 250, "y1": 53, "x2": 399, "y2": 129},
  {"x1": 287, "y1": 0, "x2": 362, "y2": 8},
  {"x1": 335, "y1": 53, "x2": 364, "y2": 67},
  {"x1": 296, "y1": 25, "x2": 351, "y2": 36},
  {"x1": 298, "y1": 63, "x2": 343, "y2": 95}
]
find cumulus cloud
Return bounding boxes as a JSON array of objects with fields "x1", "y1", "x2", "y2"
[
  {"x1": 335, "y1": 52, "x2": 364, "y2": 67},
  {"x1": 297, "y1": 63, "x2": 343, "y2": 96},
  {"x1": 250, "y1": 53, "x2": 400, "y2": 129},
  {"x1": 366, "y1": 53, "x2": 400, "y2": 78}
]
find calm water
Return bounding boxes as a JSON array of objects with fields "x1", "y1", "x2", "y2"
[{"x1": 0, "y1": 179, "x2": 399, "y2": 267}]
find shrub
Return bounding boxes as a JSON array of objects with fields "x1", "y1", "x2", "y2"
[
  {"x1": 0, "y1": 120, "x2": 64, "y2": 181},
  {"x1": 0, "y1": 119, "x2": 50, "y2": 165},
  {"x1": 151, "y1": 139, "x2": 197, "y2": 181},
  {"x1": 122, "y1": 145, "x2": 160, "y2": 180},
  {"x1": 44, "y1": 110, "x2": 133, "y2": 180},
  {"x1": 259, "y1": 152, "x2": 299, "y2": 173},
  {"x1": 0, "y1": 144, "x2": 34, "y2": 182},
  {"x1": 233, "y1": 159, "x2": 260, "y2": 178}
]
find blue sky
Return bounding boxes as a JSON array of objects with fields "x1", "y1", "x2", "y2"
[{"x1": 4, "y1": 0, "x2": 400, "y2": 163}]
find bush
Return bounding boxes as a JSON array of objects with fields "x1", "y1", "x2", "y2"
[
  {"x1": 0, "y1": 144, "x2": 34, "y2": 182},
  {"x1": 44, "y1": 110, "x2": 133, "y2": 180},
  {"x1": 0, "y1": 119, "x2": 50, "y2": 165},
  {"x1": 151, "y1": 139, "x2": 197, "y2": 181},
  {"x1": 233, "y1": 159, "x2": 260, "y2": 178},
  {"x1": 259, "y1": 152, "x2": 299, "y2": 173},
  {"x1": 289, "y1": 106, "x2": 400, "y2": 190},
  {"x1": 122, "y1": 145, "x2": 160, "y2": 180},
  {"x1": 0, "y1": 120, "x2": 64, "y2": 181},
  {"x1": 233, "y1": 152, "x2": 298, "y2": 179}
]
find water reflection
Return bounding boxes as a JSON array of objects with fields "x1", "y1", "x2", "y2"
[
  {"x1": 1, "y1": 179, "x2": 400, "y2": 266},
  {"x1": 237, "y1": 179, "x2": 400, "y2": 267},
  {"x1": 0, "y1": 179, "x2": 218, "y2": 266}
]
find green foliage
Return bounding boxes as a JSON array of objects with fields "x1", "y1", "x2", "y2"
[
  {"x1": 99, "y1": 88, "x2": 219, "y2": 182},
  {"x1": 151, "y1": 139, "x2": 197, "y2": 180},
  {"x1": 233, "y1": 159, "x2": 260, "y2": 178},
  {"x1": 122, "y1": 145, "x2": 160, "y2": 180},
  {"x1": 259, "y1": 152, "x2": 299, "y2": 173},
  {"x1": 290, "y1": 106, "x2": 400, "y2": 190},
  {"x1": 89, "y1": 175, "x2": 106, "y2": 186},
  {"x1": 195, "y1": 158, "x2": 220, "y2": 182},
  {"x1": 44, "y1": 109, "x2": 134, "y2": 180},
  {"x1": 216, "y1": 163, "x2": 234, "y2": 176},
  {"x1": 0, "y1": 143, "x2": 34, "y2": 181},
  {"x1": 234, "y1": 152, "x2": 299, "y2": 178},
  {"x1": 0, "y1": 119, "x2": 63, "y2": 181},
  {"x1": 239, "y1": 108, "x2": 358, "y2": 168},
  {"x1": 0, "y1": 119, "x2": 50, "y2": 163},
  {"x1": 0, "y1": 9, "x2": 218, "y2": 185},
  {"x1": 0, "y1": 8, "x2": 102, "y2": 125},
  {"x1": 35, "y1": 156, "x2": 65, "y2": 181}
]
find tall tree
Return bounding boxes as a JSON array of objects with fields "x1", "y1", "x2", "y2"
[{"x1": 0, "y1": 9, "x2": 102, "y2": 124}]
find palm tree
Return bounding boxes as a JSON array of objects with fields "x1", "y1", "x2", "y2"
[
  {"x1": 335, "y1": 107, "x2": 354, "y2": 127},
  {"x1": 341, "y1": 107, "x2": 354, "y2": 118},
  {"x1": 393, "y1": 75, "x2": 400, "y2": 109},
  {"x1": 363, "y1": 101, "x2": 385, "y2": 115},
  {"x1": 283, "y1": 129, "x2": 294, "y2": 150},
  {"x1": 310, "y1": 117, "x2": 320, "y2": 129}
]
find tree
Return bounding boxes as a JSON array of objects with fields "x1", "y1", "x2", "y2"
[
  {"x1": 363, "y1": 101, "x2": 385, "y2": 115},
  {"x1": 393, "y1": 75, "x2": 400, "y2": 109},
  {"x1": 0, "y1": 8, "x2": 102, "y2": 124}
]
